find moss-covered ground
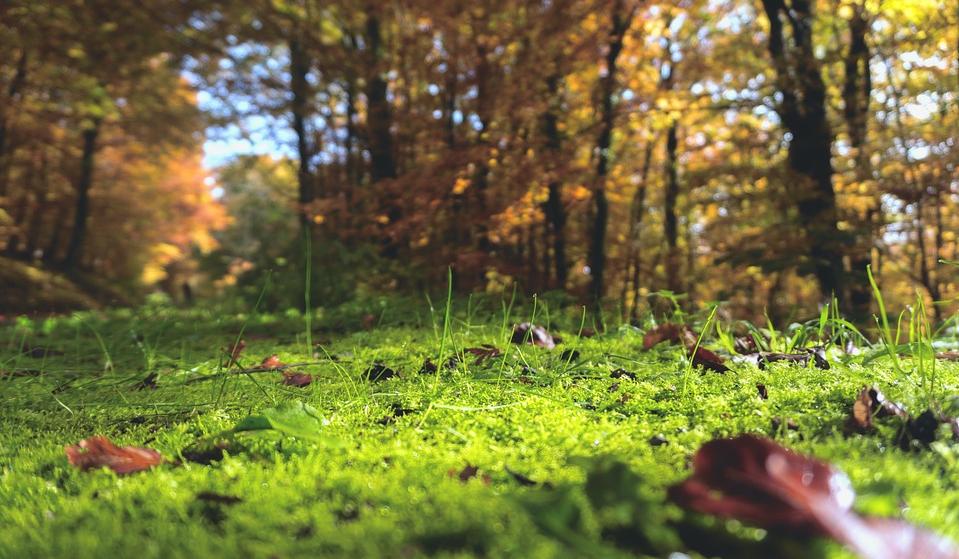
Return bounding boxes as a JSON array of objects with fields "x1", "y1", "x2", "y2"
[{"x1": 2, "y1": 298, "x2": 959, "y2": 558}]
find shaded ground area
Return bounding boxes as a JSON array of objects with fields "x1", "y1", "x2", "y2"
[{"x1": 1, "y1": 300, "x2": 958, "y2": 558}]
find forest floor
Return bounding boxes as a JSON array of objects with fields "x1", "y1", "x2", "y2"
[{"x1": 2, "y1": 297, "x2": 959, "y2": 558}]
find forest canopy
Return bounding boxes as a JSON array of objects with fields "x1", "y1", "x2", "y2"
[{"x1": 1, "y1": 0, "x2": 956, "y2": 323}]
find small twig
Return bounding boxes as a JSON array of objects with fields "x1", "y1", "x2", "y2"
[{"x1": 184, "y1": 361, "x2": 332, "y2": 384}]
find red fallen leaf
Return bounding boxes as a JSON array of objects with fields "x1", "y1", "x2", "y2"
[
  {"x1": 448, "y1": 464, "x2": 491, "y2": 485},
  {"x1": 361, "y1": 313, "x2": 377, "y2": 330},
  {"x1": 511, "y1": 323, "x2": 556, "y2": 349},
  {"x1": 65, "y1": 436, "x2": 163, "y2": 475},
  {"x1": 260, "y1": 354, "x2": 285, "y2": 370},
  {"x1": 224, "y1": 340, "x2": 246, "y2": 367},
  {"x1": 936, "y1": 351, "x2": 959, "y2": 361},
  {"x1": 669, "y1": 435, "x2": 959, "y2": 559},
  {"x1": 643, "y1": 323, "x2": 696, "y2": 349},
  {"x1": 579, "y1": 327, "x2": 596, "y2": 338},
  {"x1": 691, "y1": 346, "x2": 729, "y2": 373},
  {"x1": 281, "y1": 371, "x2": 312, "y2": 387},
  {"x1": 847, "y1": 386, "x2": 909, "y2": 433},
  {"x1": 464, "y1": 344, "x2": 502, "y2": 364}
]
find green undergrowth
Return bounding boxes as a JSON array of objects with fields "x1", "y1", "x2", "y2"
[{"x1": 2, "y1": 298, "x2": 959, "y2": 558}]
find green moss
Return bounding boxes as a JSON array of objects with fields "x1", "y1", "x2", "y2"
[{"x1": 1, "y1": 303, "x2": 958, "y2": 558}]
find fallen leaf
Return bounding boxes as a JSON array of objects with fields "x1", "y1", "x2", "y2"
[
  {"x1": 511, "y1": 322, "x2": 556, "y2": 349},
  {"x1": 610, "y1": 368, "x2": 637, "y2": 380},
  {"x1": 846, "y1": 386, "x2": 908, "y2": 434},
  {"x1": 560, "y1": 348, "x2": 581, "y2": 362},
  {"x1": 649, "y1": 434, "x2": 668, "y2": 446},
  {"x1": 281, "y1": 371, "x2": 312, "y2": 387},
  {"x1": 936, "y1": 351, "x2": 959, "y2": 361},
  {"x1": 361, "y1": 313, "x2": 377, "y2": 329},
  {"x1": 231, "y1": 401, "x2": 328, "y2": 441},
  {"x1": 579, "y1": 328, "x2": 596, "y2": 338},
  {"x1": 364, "y1": 363, "x2": 397, "y2": 381},
  {"x1": 898, "y1": 410, "x2": 940, "y2": 450},
  {"x1": 65, "y1": 436, "x2": 163, "y2": 475},
  {"x1": 418, "y1": 358, "x2": 438, "y2": 374},
  {"x1": 643, "y1": 324, "x2": 690, "y2": 349},
  {"x1": 757, "y1": 383, "x2": 768, "y2": 400},
  {"x1": 449, "y1": 463, "x2": 491, "y2": 484},
  {"x1": 734, "y1": 335, "x2": 759, "y2": 355},
  {"x1": 225, "y1": 340, "x2": 246, "y2": 367},
  {"x1": 133, "y1": 372, "x2": 158, "y2": 391},
  {"x1": 260, "y1": 355, "x2": 285, "y2": 370},
  {"x1": 464, "y1": 344, "x2": 502, "y2": 364},
  {"x1": 755, "y1": 351, "x2": 829, "y2": 370},
  {"x1": 669, "y1": 435, "x2": 959, "y2": 559},
  {"x1": 691, "y1": 346, "x2": 730, "y2": 373}
]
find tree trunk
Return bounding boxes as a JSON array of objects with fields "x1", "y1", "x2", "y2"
[
  {"x1": 0, "y1": 49, "x2": 28, "y2": 198},
  {"x1": 626, "y1": 140, "x2": 654, "y2": 321},
  {"x1": 761, "y1": 0, "x2": 845, "y2": 302},
  {"x1": 589, "y1": 0, "x2": 634, "y2": 318},
  {"x1": 365, "y1": 14, "x2": 397, "y2": 182},
  {"x1": 289, "y1": 37, "x2": 314, "y2": 235},
  {"x1": 664, "y1": 120, "x2": 680, "y2": 293},
  {"x1": 542, "y1": 72, "x2": 567, "y2": 289},
  {"x1": 841, "y1": 2, "x2": 873, "y2": 322},
  {"x1": 63, "y1": 118, "x2": 101, "y2": 270}
]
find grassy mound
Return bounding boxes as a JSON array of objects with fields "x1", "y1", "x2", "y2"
[
  {"x1": 1, "y1": 301, "x2": 958, "y2": 558},
  {"x1": 0, "y1": 256, "x2": 99, "y2": 314}
]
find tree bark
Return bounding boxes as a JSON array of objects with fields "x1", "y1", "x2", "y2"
[
  {"x1": 761, "y1": 0, "x2": 845, "y2": 302},
  {"x1": 841, "y1": 2, "x2": 873, "y2": 322},
  {"x1": 289, "y1": 37, "x2": 314, "y2": 236},
  {"x1": 365, "y1": 14, "x2": 397, "y2": 182},
  {"x1": 589, "y1": 0, "x2": 634, "y2": 318},
  {"x1": 0, "y1": 49, "x2": 28, "y2": 198},
  {"x1": 542, "y1": 72, "x2": 568, "y2": 289},
  {"x1": 664, "y1": 120, "x2": 680, "y2": 293},
  {"x1": 626, "y1": 140, "x2": 654, "y2": 321},
  {"x1": 63, "y1": 118, "x2": 101, "y2": 270}
]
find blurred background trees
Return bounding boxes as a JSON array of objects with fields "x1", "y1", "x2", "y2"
[{"x1": 0, "y1": 0, "x2": 956, "y2": 322}]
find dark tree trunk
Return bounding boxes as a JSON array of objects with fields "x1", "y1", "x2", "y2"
[
  {"x1": 664, "y1": 120, "x2": 680, "y2": 294},
  {"x1": 626, "y1": 140, "x2": 654, "y2": 321},
  {"x1": 289, "y1": 37, "x2": 314, "y2": 235},
  {"x1": 841, "y1": 2, "x2": 873, "y2": 322},
  {"x1": 365, "y1": 14, "x2": 397, "y2": 182},
  {"x1": 63, "y1": 119, "x2": 101, "y2": 270},
  {"x1": 542, "y1": 72, "x2": 567, "y2": 289},
  {"x1": 589, "y1": 0, "x2": 634, "y2": 318},
  {"x1": 761, "y1": 0, "x2": 845, "y2": 302},
  {"x1": 0, "y1": 49, "x2": 28, "y2": 198}
]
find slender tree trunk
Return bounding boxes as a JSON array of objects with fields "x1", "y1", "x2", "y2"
[
  {"x1": 289, "y1": 37, "x2": 314, "y2": 235},
  {"x1": 542, "y1": 72, "x2": 567, "y2": 289},
  {"x1": 761, "y1": 0, "x2": 845, "y2": 302},
  {"x1": 0, "y1": 49, "x2": 27, "y2": 198},
  {"x1": 589, "y1": 0, "x2": 634, "y2": 319},
  {"x1": 626, "y1": 140, "x2": 654, "y2": 321},
  {"x1": 365, "y1": 14, "x2": 397, "y2": 182},
  {"x1": 842, "y1": 2, "x2": 873, "y2": 322},
  {"x1": 664, "y1": 120, "x2": 681, "y2": 294},
  {"x1": 24, "y1": 149, "x2": 49, "y2": 257},
  {"x1": 63, "y1": 118, "x2": 101, "y2": 270}
]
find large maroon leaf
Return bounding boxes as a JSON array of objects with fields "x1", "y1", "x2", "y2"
[
  {"x1": 65, "y1": 436, "x2": 163, "y2": 475},
  {"x1": 511, "y1": 323, "x2": 556, "y2": 349},
  {"x1": 669, "y1": 435, "x2": 958, "y2": 559}
]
